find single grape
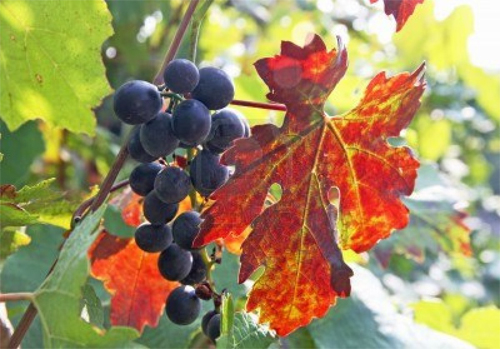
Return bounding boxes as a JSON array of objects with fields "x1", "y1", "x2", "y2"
[
  {"x1": 129, "y1": 162, "x2": 163, "y2": 196},
  {"x1": 165, "y1": 285, "x2": 201, "y2": 325},
  {"x1": 172, "y1": 211, "x2": 201, "y2": 250},
  {"x1": 201, "y1": 310, "x2": 217, "y2": 336},
  {"x1": 154, "y1": 166, "x2": 191, "y2": 204},
  {"x1": 135, "y1": 223, "x2": 172, "y2": 253},
  {"x1": 205, "y1": 108, "x2": 246, "y2": 154},
  {"x1": 140, "y1": 112, "x2": 179, "y2": 158},
  {"x1": 191, "y1": 67, "x2": 234, "y2": 110},
  {"x1": 158, "y1": 244, "x2": 193, "y2": 281},
  {"x1": 237, "y1": 112, "x2": 251, "y2": 138},
  {"x1": 190, "y1": 150, "x2": 229, "y2": 197},
  {"x1": 172, "y1": 100, "x2": 211, "y2": 146},
  {"x1": 163, "y1": 59, "x2": 200, "y2": 94},
  {"x1": 128, "y1": 127, "x2": 157, "y2": 163},
  {"x1": 114, "y1": 80, "x2": 163, "y2": 125},
  {"x1": 206, "y1": 314, "x2": 221, "y2": 342},
  {"x1": 143, "y1": 191, "x2": 179, "y2": 225},
  {"x1": 180, "y1": 252, "x2": 207, "y2": 285}
]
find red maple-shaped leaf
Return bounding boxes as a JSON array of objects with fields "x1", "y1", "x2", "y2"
[
  {"x1": 194, "y1": 34, "x2": 425, "y2": 335},
  {"x1": 89, "y1": 231, "x2": 179, "y2": 332},
  {"x1": 371, "y1": 0, "x2": 425, "y2": 31}
]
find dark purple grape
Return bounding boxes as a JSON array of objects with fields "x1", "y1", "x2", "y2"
[
  {"x1": 237, "y1": 111, "x2": 250, "y2": 137},
  {"x1": 191, "y1": 67, "x2": 234, "y2": 110},
  {"x1": 134, "y1": 223, "x2": 172, "y2": 253},
  {"x1": 128, "y1": 127, "x2": 157, "y2": 163},
  {"x1": 205, "y1": 109, "x2": 246, "y2": 154},
  {"x1": 206, "y1": 314, "x2": 221, "y2": 342},
  {"x1": 172, "y1": 100, "x2": 211, "y2": 146},
  {"x1": 143, "y1": 191, "x2": 179, "y2": 225},
  {"x1": 180, "y1": 252, "x2": 207, "y2": 285},
  {"x1": 158, "y1": 244, "x2": 193, "y2": 281},
  {"x1": 172, "y1": 211, "x2": 201, "y2": 251},
  {"x1": 129, "y1": 162, "x2": 163, "y2": 196},
  {"x1": 114, "y1": 80, "x2": 163, "y2": 125},
  {"x1": 140, "y1": 112, "x2": 179, "y2": 158},
  {"x1": 201, "y1": 310, "x2": 217, "y2": 336},
  {"x1": 154, "y1": 166, "x2": 191, "y2": 204},
  {"x1": 163, "y1": 59, "x2": 200, "y2": 94},
  {"x1": 190, "y1": 150, "x2": 229, "y2": 197},
  {"x1": 165, "y1": 285, "x2": 201, "y2": 325}
]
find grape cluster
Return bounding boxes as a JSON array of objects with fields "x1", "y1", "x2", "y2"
[{"x1": 113, "y1": 58, "x2": 250, "y2": 342}]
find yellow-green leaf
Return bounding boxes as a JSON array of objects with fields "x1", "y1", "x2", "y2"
[{"x1": 0, "y1": 0, "x2": 113, "y2": 135}]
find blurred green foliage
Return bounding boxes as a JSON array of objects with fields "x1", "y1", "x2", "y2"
[{"x1": 0, "y1": 0, "x2": 498, "y2": 348}]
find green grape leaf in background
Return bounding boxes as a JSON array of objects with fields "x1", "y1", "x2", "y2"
[
  {"x1": 0, "y1": 225, "x2": 65, "y2": 348},
  {"x1": 0, "y1": 228, "x2": 31, "y2": 260},
  {"x1": 284, "y1": 266, "x2": 473, "y2": 349},
  {"x1": 374, "y1": 164, "x2": 471, "y2": 265},
  {"x1": 32, "y1": 206, "x2": 139, "y2": 347},
  {"x1": 0, "y1": 178, "x2": 76, "y2": 229},
  {"x1": 0, "y1": 121, "x2": 45, "y2": 186},
  {"x1": 413, "y1": 300, "x2": 500, "y2": 349},
  {"x1": 0, "y1": 0, "x2": 114, "y2": 135}
]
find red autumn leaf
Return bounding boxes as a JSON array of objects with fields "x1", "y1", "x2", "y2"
[
  {"x1": 370, "y1": 0, "x2": 424, "y2": 31},
  {"x1": 194, "y1": 34, "x2": 425, "y2": 335},
  {"x1": 89, "y1": 231, "x2": 179, "y2": 333}
]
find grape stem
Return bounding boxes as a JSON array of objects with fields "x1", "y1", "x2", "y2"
[
  {"x1": 0, "y1": 293, "x2": 33, "y2": 303},
  {"x1": 230, "y1": 99, "x2": 287, "y2": 111},
  {"x1": 153, "y1": 0, "x2": 200, "y2": 85},
  {"x1": 7, "y1": 1, "x2": 201, "y2": 347},
  {"x1": 201, "y1": 248, "x2": 216, "y2": 292}
]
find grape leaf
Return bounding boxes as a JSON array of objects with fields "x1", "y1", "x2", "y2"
[
  {"x1": 0, "y1": 178, "x2": 77, "y2": 229},
  {"x1": 0, "y1": 0, "x2": 113, "y2": 135},
  {"x1": 89, "y1": 231, "x2": 179, "y2": 333},
  {"x1": 370, "y1": 0, "x2": 424, "y2": 31},
  {"x1": 194, "y1": 35, "x2": 425, "y2": 335},
  {"x1": 374, "y1": 164, "x2": 471, "y2": 266},
  {"x1": 32, "y1": 206, "x2": 139, "y2": 347},
  {"x1": 374, "y1": 198, "x2": 471, "y2": 267}
]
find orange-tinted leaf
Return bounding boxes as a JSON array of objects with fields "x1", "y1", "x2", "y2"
[
  {"x1": 370, "y1": 0, "x2": 424, "y2": 31},
  {"x1": 194, "y1": 35, "x2": 425, "y2": 335},
  {"x1": 89, "y1": 231, "x2": 178, "y2": 333},
  {"x1": 114, "y1": 190, "x2": 143, "y2": 227}
]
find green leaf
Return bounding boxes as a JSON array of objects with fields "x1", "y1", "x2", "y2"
[
  {"x1": 374, "y1": 165, "x2": 471, "y2": 265},
  {"x1": 0, "y1": 121, "x2": 44, "y2": 186},
  {"x1": 80, "y1": 284, "x2": 104, "y2": 329},
  {"x1": 0, "y1": 179, "x2": 76, "y2": 229},
  {"x1": 213, "y1": 249, "x2": 248, "y2": 301},
  {"x1": 0, "y1": 0, "x2": 113, "y2": 135},
  {"x1": 0, "y1": 228, "x2": 31, "y2": 259},
  {"x1": 1, "y1": 225, "x2": 65, "y2": 348},
  {"x1": 217, "y1": 312, "x2": 276, "y2": 349},
  {"x1": 413, "y1": 301, "x2": 500, "y2": 349},
  {"x1": 103, "y1": 205, "x2": 135, "y2": 238},
  {"x1": 285, "y1": 266, "x2": 473, "y2": 349},
  {"x1": 136, "y1": 302, "x2": 212, "y2": 349},
  {"x1": 32, "y1": 206, "x2": 139, "y2": 347}
]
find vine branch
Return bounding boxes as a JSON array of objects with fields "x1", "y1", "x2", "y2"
[
  {"x1": 153, "y1": 0, "x2": 200, "y2": 85},
  {"x1": 231, "y1": 99, "x2": 287, "y2": 111},
  {"x1": 0, "y1": 293, "x2": 33, "y2": 303}
]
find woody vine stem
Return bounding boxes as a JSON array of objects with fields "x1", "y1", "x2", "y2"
[{"x1": 6, "y1": 2, "x2": 286, "y2": 348}]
